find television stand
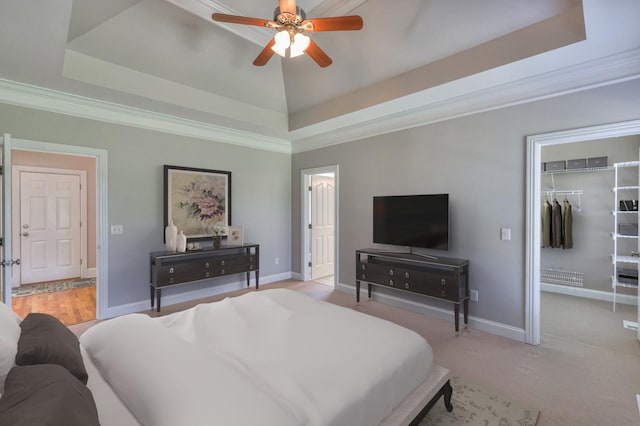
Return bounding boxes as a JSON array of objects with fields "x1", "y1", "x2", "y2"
[{"x1": 355, "y1": 248, "x2": 469, "y2": 332}]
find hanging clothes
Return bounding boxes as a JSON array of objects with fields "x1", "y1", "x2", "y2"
[
  {"x1": 542, "y1": 199, "x2": 552, "y2": 248},
  {"x1": 563, "y1": 198, "x2": 573, "y2": 249},
  {"x1": 552, "y1": 199, "x2": 563, "y2": 248}
]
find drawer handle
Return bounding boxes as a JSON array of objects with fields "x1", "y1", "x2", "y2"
[
  {"x1": 221, "y1": 260, "x2": 226, "y2": 266},
  {"x1": 361, "y1": 264, "x2": 366, "y2": 270},
  {"x1": 441, "y1": 278, "x2": 446, "y2": 286},
  {"x1": 389, "y1": 279, "x2": 394, "y2": 286},
  {"x1": 361, "y1": 273, "x2": 366, "y2": 280},
  {"x1": 205, "y1": 262, "x2": 210, "y2": 268},
  {"x1": 389, "y1": 269, "x2": 394, "y2": 276},
  {"x1": 169, "y1": 278, "x2": 174, "y2": 284},
  {"x1": 249, "y1": 265, "x2": 253, "y2": 270},
  {"x1": 221, "y1": 269, "x2": 225, "y2": 274},
  {"x1": 441, "y1": 290, "x2": 446, "y2": 297},
  {"x1": 169, "y1": 267, "x2": 174, "y2": 274},
  {"x1": 205, "y1": 272, "x2": 210, "y2": 278},
  {"x1": 404, "y1": 272, "x2": 410, "y2": 278},
  {"x1": 405, "y1": 283, "x2": 410, "y2": 289}
]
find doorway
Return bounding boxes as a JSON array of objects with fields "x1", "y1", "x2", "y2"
[
  {"x1": 526, "y1": 119, "x2": 640, "y2": 345},
  {"x1": 301, "y1": 166, "x2": 339, "y2": 287},
  {"x1": 0, "y1": 134, "x2": 108, "y2": 322},
  {"x1": 13, "y1": 167, "x2": 87, "y2": 285}
]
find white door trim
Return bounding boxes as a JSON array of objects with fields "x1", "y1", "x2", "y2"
[
  {"x1": 7, "y1": 138, "x2": 108, "y2": 320},
  {"x1": 526, "y1": 119, "x2": 640, "y2": 345},
  {"x1": 12, "y1": 166, "x2": 88, "y2": 286},
  {"x1": 301, "y1": 165, "x2": 339, "y2": 283}
]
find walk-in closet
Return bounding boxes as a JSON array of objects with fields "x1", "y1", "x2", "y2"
[{"x1": 540, "y1": 135, "x2": 640, "y2": 342}]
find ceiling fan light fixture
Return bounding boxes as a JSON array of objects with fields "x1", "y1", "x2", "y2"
[
  {"x1": 271, "y1": 30, "x2": 290, "y2": 57},
  {"x1": 289, "y1": 33, "x2": 310, "y2": 57}
]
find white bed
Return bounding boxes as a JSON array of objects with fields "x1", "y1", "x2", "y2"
[{"x1": 80, "y1": 289, "x2": 452, "y2": 426}]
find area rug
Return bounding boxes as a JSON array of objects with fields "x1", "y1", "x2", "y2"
[
  {"x1": 421, "y1": 376, "x2": 539, "y2": 426},
  {"x1": 11, "y1": 277, "x2": 96, "y2": 297}
]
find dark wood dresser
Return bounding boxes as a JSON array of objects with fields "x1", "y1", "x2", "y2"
[
  {"x1": 149, "y1": 244, "x2": 259, "y2": 312},
  {"x1": 356, "y1": 248, "x2": 469, "y2": 331}
]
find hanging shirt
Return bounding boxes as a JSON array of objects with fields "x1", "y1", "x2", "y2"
[
  {"x1": 563, "y1": 199, "x2": 573, "y2": 249},
  {"x1": 552, "y1": 199, "x2": 563, "y2": 248},
  {"x1": 542, "y1": 199, "x2": 552, "y2": 248}
]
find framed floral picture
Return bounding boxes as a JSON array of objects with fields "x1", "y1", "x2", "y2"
[
  {"x1": 164, "y1": 165, "x2": 231, "y2": 241},
  {"x1": 227, "y1": 226, "x2": 244, "y2": 246}
]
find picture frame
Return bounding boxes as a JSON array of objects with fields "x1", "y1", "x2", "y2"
[
  {"x1": 227, "y1": 226, "x2": 244, "y2": 246},
  {"x1": 164, "y1": 165, "x2": 231, "y2": 241}
]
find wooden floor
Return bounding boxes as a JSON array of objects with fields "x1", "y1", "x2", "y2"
[{"x1": 12, "y1": 285, "x2": 96, "y2": 326}]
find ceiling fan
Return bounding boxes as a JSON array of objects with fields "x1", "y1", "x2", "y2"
[{"x1": 212, "y1": 0, "x2": 363, "y2": 68}]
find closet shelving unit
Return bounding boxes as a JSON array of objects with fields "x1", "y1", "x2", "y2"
[
  {"x1": 540, "y1": 165, "x2": 614, "y2": 287},
  {"x1": 611, "y1": 160, "x2": 640, "y2": 312}
]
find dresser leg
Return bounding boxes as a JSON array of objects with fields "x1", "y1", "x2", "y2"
[
  {"x1": 356, "y1": 280, "x2": 360, "y2": 302},
  {"x1": 150, "y1": 286, "x2": 155, "y2": 308},
  {"x1": 454, "y1": 304, "x2": 459, "y2": 332},
  {"x1": 156, "y1": 289, "x2": 162, "y2": 313},
  {"x1": 463, "y1": 298, "x2": 469, "y2": 326}
]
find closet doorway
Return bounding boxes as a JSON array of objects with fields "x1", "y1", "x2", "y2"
[
  {"x1": 301, "y1": 166, "x2": 339, "y2": 288},
  {"x1": 526, "y1": 120, "x2": 640, "y2": 345}
]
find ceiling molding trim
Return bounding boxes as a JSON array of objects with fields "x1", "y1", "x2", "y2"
[
  {"x1": 0, "y1": 78, "x2": 291, "y2": 154},
  {"x1": 309, "y1": 0, "x2": 367, "y2": 17},
  {"x1": 291, "y1": 47, "x2": 640, "y2": 153},
  {"x1": 167, "y1": 0, "x2": 271, "y2": 47}
]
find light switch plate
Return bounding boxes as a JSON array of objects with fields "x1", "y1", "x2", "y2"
[
  {"x1": 500, "y1": 228, "x2": 511, "y2": 241},
  {"x1": 111, "y1": 225, "x2": 124, "y2": 235}
]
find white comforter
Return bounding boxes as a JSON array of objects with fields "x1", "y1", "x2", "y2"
[{"x1": 80, "y1": 289, "x2": 432, "y2": 426}]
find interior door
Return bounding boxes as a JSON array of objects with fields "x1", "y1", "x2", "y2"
[
  {"x1": 1, "y1": 134, "x2": 12, "y2": 304},
  {"x1": 20, "y1": 172, "x2": 81, "y2": 284},
  {"x1": 310, "y1": 175, "x2": 335, "y2": 280}
]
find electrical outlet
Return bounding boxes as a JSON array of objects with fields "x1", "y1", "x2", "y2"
[
  {"x1": 275, "y1": 257, "x2": 280, "y2": 265},
  {"x1": 470, "y1": 290, "x2": 479, "y2": 302},
  {"x1": 110, "y1": 225, "x2": 124, "y2": 235},
  {"x1": 500, "y1": 227, "x2": 511, "y2": 241}
]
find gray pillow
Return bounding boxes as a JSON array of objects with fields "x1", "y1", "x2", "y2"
[
  {"x1": 0, "y1": 364, "x2": 99, "y2": 426},
  {"x1": 15, "y1": 313, "x2": 88, "y2": 384}
]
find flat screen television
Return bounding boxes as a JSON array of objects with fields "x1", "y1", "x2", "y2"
[{"x1": 373, "y1": 194, "x2": 449, "y2": 250}]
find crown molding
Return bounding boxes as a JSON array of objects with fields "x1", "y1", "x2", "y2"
[
  {"x1": 290, "y1": 47, "x2": 640, "y2": 153},
  {"x1": 168, "y1": 0, "x2": 272, "y2": 47},
  {"x1": 0, "y1": 78, "x2": 291, "y2": 153},
  {"x1": 1, "y1": 47, "x2": 639, "y2": 157}
]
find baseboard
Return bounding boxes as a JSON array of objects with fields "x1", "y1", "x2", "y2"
[
  {"x1": 541, "y1": 282, "x2": 638, "y2": 305},
  {"x1": 291, "y1": 272, "x2": 304, "y2": 281},
  {"x1": 84, "y1": 268, "x2": 97, "y2": 279},
  {"x1": 103, "y1": 271, "x2": 293, "y2": 319},
  {"x1": 335, "y1": 282, "x2": 526, "y2": 343}
]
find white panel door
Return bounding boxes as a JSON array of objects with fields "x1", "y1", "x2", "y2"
[
  {"x1": 311, "y1": 175, "x2": 335, "y2": 280},
  {"x1": 20, "y1": 172, "x2": 81, "y2": 284}
]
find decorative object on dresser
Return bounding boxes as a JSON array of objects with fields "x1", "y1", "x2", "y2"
[
  {"x1": 164, "y1": 165, "x2": 231, "y2": 242},
  {"x1": 208, "y1": 221, "x2": 228, "y2": 248},
  {"x1": 164, "y1": 220, "x2": 177, "y2": 251},
  {"x1": 176, "y1": 230, "x2": 187, "y2": 252},
  {"x1": 227, "y1": 226, "x2": 244, "y2": 245},
  {"x1": 356, "y1": 249, "x2": 470, "y2": 332},
  {"x1": 149, "y1": 244, "x2": 259, "y2": 312}
]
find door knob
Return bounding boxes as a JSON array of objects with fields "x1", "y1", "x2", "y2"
[
  {"x1": 22, "y1": 224, "x2": 29, "y2": 229},
  {"x1": 22, "y1": 232, "x2": 29, "y2": 237}
]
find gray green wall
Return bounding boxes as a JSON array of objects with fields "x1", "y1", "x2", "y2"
[
  {"x1": 0, "y1": 103, "x2": 291, "y2": 311},
  {"x1": 291, "y1": 78, "x2": 640, "y2": 330}
]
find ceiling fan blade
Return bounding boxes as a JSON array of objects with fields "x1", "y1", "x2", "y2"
[
  {"x1": 305, "y1": 39, "x2": 332, "y2": 68},
  {"x1": 302, "y1": 16, "x2": 363, "y2": 32},
  {"x1": 279, "y1": 0, "x2": 297, "y2": 16},
  {"x1": 212, "y1": 13, "x2": 273, "y2": 27},
  {"x1": 253, "y1": 39, "x2": 277, "y2": 66}
]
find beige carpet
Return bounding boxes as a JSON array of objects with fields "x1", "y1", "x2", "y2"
[
  {"x1": 70, "y1": 281, "x2": 640, "y2": 425},
  {"x1": 421, "y1": 376, "x2": 539, "y2": 425}
]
